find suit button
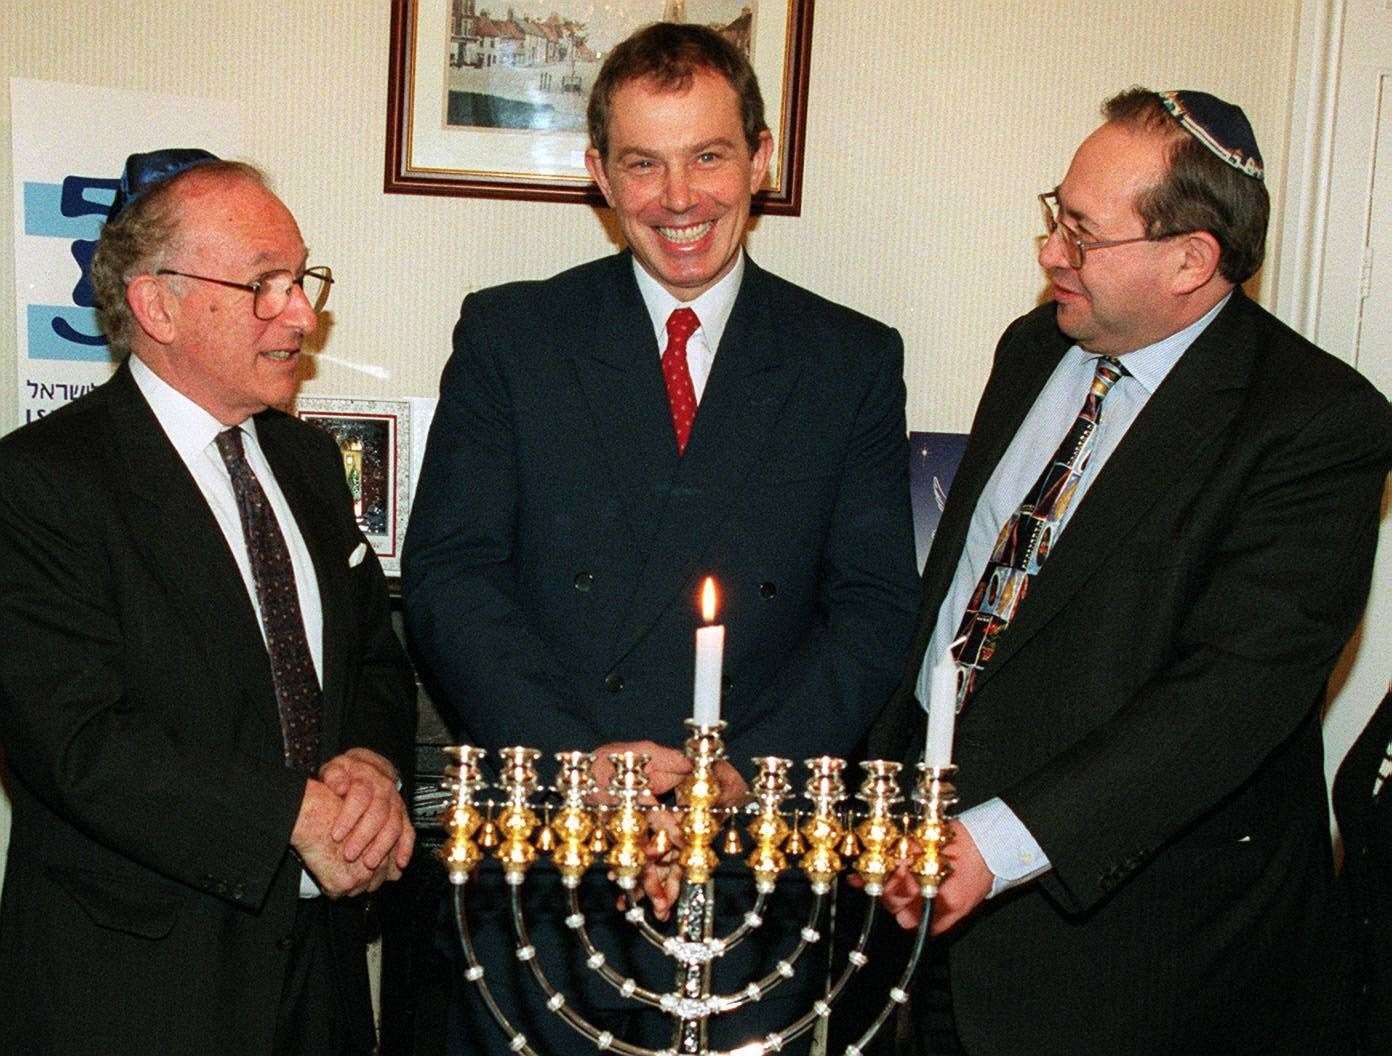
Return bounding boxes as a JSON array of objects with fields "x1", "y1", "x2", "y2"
[
  {"x1": 277, "y1": 936, "x2": 293, "y2": 951},
  {"x1": 759, "y1": 581, "x2": 777, "y2": 599},
  {"x1": 721, "y1": 675, "x2": 733, "y2": 693},
  {"x1": 573, "y1": 571, "x2": 594, "y2": 592},
  {"x1": 604, "y1": 673, "x2": 624, "y2": 694}
]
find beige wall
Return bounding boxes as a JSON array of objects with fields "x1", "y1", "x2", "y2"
[{"x1": 0, "y1": 1, "x2": 1303, "y2": 878}]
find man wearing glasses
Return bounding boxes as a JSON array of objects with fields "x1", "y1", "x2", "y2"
[
  {"x1": 874, "y1": 90, "x2": 1392, "y2": 1054},
  {"x1": 0, "y1": 150, "x2": 416, "y2": 1055}
]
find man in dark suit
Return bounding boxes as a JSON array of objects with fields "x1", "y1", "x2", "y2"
[
  {"x1": 0, "y1": 152, "x2": 417, "y2": 1055},
  {"x1": 402, "y1": 22, "x2": 919, "y2": 1055},
  {"x1": 875, "y1": 90, "x2": 1392, "y2": 1054},
  {"x1": 1333, "y1": 687, "x2": 1392, "y2": 1053}
]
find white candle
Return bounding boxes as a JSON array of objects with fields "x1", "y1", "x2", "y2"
[
  {"x1": 925, "y1": 651, "x2": 958, "y2": 768},
  {"x1": 693, "y1": 577, "x2": 724, "y2": 727}
]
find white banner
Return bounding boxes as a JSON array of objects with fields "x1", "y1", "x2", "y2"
[{"x1": 9, "y1": 78, "x2": 240, "y2": 429}]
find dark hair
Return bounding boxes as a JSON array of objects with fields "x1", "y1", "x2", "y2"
[
  {"x1": 587, "y1": 21, "x2": 767, "y2": 160},
  {"x1": 90, "y1": 160, "x2": 265, "y2": 356},
  {"x1": 1102, "y1": 87, "x2": 1269, "y2": 284}
]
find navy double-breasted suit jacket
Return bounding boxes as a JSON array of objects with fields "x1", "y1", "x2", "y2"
[{"x1": 403, "y1": 251, "x2": 920, "y2": 773}]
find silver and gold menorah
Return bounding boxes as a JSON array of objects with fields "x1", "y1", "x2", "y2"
[{"x1": 439, "y1": 721, "x2": 957, "y2": 1056}]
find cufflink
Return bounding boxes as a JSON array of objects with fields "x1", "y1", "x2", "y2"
[{"x1": 348, "y1": 541, "x2": 368, "y2": 567}]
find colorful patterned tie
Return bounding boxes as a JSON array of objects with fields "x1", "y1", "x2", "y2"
[
  {"x1": 952, "y1": 357, "x2": 1126, "y2": 707},
  {"x1": 662, "y1": 307, "x2": 700, "y2": 455},
  {"x1": 215, "y1": 427, "x2": 323, "y2": 774}
]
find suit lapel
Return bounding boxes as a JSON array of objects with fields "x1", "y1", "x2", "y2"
[
  {"x1": 105, "y1": 364, "x2": 282, "y2": 739},
  {"x1": 905, "y1": 317, "x2": 1070, "y2": 677},
  {"x1": 971, "y1": 294, "x2": 1258, "y2": 691},
  {"x1": 256, "y1": 415, "x2": 351, "y2": 755},
  {"x1": 567, "y1": 253, "x2": 681, "y2": 553},
  {"x1": 608, "y1": 258, "x2": 805, "y2": 664}
]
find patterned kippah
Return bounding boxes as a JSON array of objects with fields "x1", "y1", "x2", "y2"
[
  {"x1": 1156, "y1": 91, "x2": 1264, "y2": 180},
  {"x1": 108, "y1": 148, "x2": 220, "y2": 220}
]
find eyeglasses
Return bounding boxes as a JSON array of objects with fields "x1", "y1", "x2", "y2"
[
  {"x1": 155, "y1": 265, "x2": 334, "y2": 320},
  {"x1": 1039, "y1": 192, "x2": 1182, "y2": 269}
]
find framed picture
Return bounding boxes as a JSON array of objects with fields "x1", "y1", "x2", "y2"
[
  {"x1": 384, "y1": 0, "x2": 814, "y2": 215},
  {"x1": 295, "y1": 398, "x2": 413, "y2": 577}
]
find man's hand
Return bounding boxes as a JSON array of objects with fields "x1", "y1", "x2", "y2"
[
  {"x1": 291, "y1": 779, "x2": 394, "y2": 898},
  {"x1": 882, "y1": 821, "x2": 995, "y2": 935},
  {"x1": 638, "y1": 808, "x2": 686, "y2": 920},
  {"x1": 590, "y1": 741, "x2": 692, "y2": 801},
  {"x1": 713, "y1": 760, "x2": 749, "y2": 808},
  {"x1": 318, "y1": 748, "x2": 415, "y2": 873}
]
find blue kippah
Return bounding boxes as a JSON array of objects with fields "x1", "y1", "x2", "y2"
[
  {"x1": 1156, "y1": 91, "x2": 1263, "y2": 180},
  {"x1": 108, "y1": 148, "x2": 220, "y2": 220}
]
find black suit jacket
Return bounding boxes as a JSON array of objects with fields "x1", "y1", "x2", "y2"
[
  {"x1": 403, "y1": 251, "x2": 919, "y2": 774},
  {"x1": 0, "y1": 364, "x2": 416, "y2": 1055},
  {"x1": 874, "y1": 291, "x2": 1392, "y2": 1055},
  {"x1": 1333, "y1": 689, "x2": 1392, "y2": 1054}
]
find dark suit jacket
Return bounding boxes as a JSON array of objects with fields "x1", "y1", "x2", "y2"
[
  {"x1": 873, "y1": 291, "x2": 1392, "y2": 1055},
  {"x1": 1333, "y1": 689, "x2": 1392, "y2": 1054},
  {"x1": 0, "y1": 363, "x2": 416, "y2": 1055},
  {"x1": 402, "y1": 251, "x2": 919, "y2": 774},
  {"x1": 401, "y1": 251, "x2": 919, "y2": 1054}
]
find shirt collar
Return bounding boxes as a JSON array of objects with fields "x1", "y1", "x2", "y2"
[
  {"x1": 632, "y1": 249, "x2": 745, "y2": 354},
  {"x1": 129, "y1": 353, "x2": 259, "y2": 462},
  {"x1": 1094, "y1": 291, "x2": 1232, "y2": 394}
]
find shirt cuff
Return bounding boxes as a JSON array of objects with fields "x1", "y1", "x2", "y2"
[{"x1": 957, "y1": 798, "x2": 1051, "y2": 898}]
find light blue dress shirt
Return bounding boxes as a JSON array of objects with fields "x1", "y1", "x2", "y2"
[{"x1": 916, "y1": 294, "x2": 1229, "y2": 895}]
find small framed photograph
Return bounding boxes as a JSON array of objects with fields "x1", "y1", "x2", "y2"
[
  {"x1": 294, "y1": 397, "x2": 413, "y2": 577},
  {"x1": 384, "y1": 0, "x2": 814, "y2": 214}
]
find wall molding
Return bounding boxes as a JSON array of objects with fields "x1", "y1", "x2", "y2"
[{"x1": 1276, "y1": 0, "x2": 1345, "y2": 338}]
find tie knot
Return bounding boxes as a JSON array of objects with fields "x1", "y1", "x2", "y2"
[
  {"x1": 666, "y1": 307, "x2": 700, "y2": 345},
  {"x1": 1093, "y1": 356, "x2": 1126, "y2": 395},
  {"x1": 214, "y1": 426, "x2": 246, "y2": 466}
]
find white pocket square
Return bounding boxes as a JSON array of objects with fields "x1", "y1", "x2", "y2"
[{"x1": 348, "y1": 542, "x2": 368, "y2": 568}]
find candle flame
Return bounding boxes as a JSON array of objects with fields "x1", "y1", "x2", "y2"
[{"x1": 701, "y1": 577, "x2": 718, "y2": 623}]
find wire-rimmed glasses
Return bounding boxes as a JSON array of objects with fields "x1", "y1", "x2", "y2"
[{"x1": 155, "y1": 265, "x2": 334, "y2": 319}]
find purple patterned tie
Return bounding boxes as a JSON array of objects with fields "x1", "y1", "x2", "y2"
[
  {"x1": 215, "y1": 427, "x2": 323, "y2": 773},
  {"x1": 952, "y1": 357, "x2": 1126, "y2": 707}
]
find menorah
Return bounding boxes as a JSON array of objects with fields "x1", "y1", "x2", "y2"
[{"x1": 437, "y1": 720, "x2": 957, "y2": 1056}]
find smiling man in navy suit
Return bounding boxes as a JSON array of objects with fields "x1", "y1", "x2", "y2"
[
  {"x1": 403, "y1": 21, "x2": 920, "y2": 1055},
  {"x1": 0, "y1": 152, "x2": 416, "y2": 1055}
]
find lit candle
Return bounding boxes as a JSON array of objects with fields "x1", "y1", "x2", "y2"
[
  {"x1": 924, "y1": 650, "x2": 958, "y2": 768},
  {"x1": 693, "y1": 577, "x2": 724, "y2": 727}
]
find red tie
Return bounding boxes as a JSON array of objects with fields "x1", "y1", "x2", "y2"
[{"x1": 662, "y1": 307, "x2": 700, "y2": 456}]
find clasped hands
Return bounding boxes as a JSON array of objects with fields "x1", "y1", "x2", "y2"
[
  {"x1": 590, "y1": 740, "x2": 748, "y2": 922},
  {"x1": 290, "y1": 747, "x2": 416, "y2": 899}
]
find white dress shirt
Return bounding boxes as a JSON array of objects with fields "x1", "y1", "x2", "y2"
[
  {"x1": 632, "y1": 250, "x2": 745, "y2": 401},
  {"x1": 131, "y1": 355, "x2": 325, "y2": 896},
  {"x1": 917, "y1": 293, "x2": 1230, "y2": 896}
]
